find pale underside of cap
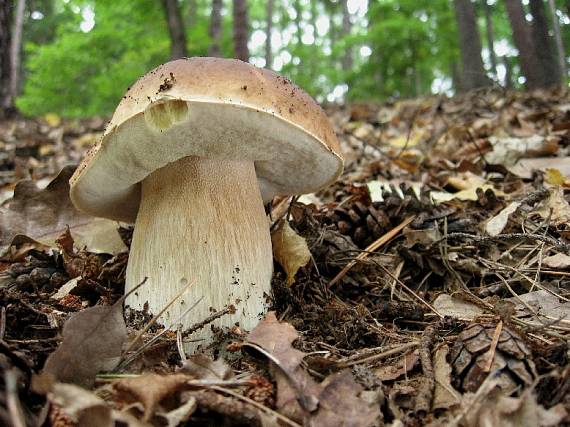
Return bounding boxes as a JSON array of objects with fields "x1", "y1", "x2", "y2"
[{"x1": 70, "y1": 58, "x2": 343, "y2": 223}]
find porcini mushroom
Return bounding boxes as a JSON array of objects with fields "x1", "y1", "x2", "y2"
[{"x1": 70, "y1": 58, "x2": 343, "y2": 348}]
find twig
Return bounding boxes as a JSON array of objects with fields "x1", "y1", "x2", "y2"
[
  {"x1": 329, "y1": 215, "x2": 416, "y2": 288},
  {"x1": 211, "y1": 385, "x2": 303, "y2": 427},
  {"x1": 124, "y1": 278, "x2": 195, "y2": 353},
  {"x1": 336, "y1": 341, "x2": 419, "y2": 368},
  {"x1": 442, "y1": 232, "x2": 570, "y2": 254},
  {"x1": 415, "y1": 324, "x2": 438, "y2": 414},
  {"x1": 116, "y1": 297, "x2": 203, "y2": 370},
  {"x1": 182, "y1": 304, "x2": 236, "y2": 338}
]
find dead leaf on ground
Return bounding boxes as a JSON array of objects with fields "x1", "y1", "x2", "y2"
[
  {"x1": 271, "y1": 219, "x2": 311, "y2": 286},
  {"x1": 485, "y1": 201, "x2": 521, "y2": 236},
  {"x1": 457, "y1": 379, "x2": 566, "y2": 427},
  {"x1": 533, "y1": 187, "x2": 570, "y2": 226},
  {"x1": 0, "y1": 166, "x2": 125, "y2": 254},
  {"x1": 375, "y1": 350, "x2": 420, "y2": 381},
  {"x1": 432, "y1": 345, "x2": 460, "y2": 411},
  {"x1": 43, "y1": 300, "x2": 127, "y2": 387},
  {"x1": 181, "y1": 354, "x2": 232, "y2": 381},
  {"x1": 113, "y1": 373, "x2": 192, "y2": 421},
  {"x1": 245, "y1": 312, "x2": 381, "y2": 426},
  {"x1": 432, "y1": 294, "x2": 485, "y2": 320},
  {"x1": 542, "y1": 253, "x2": 570, "y2": 269},
  {"x1": 508, "y1": 157, "x2": 570, "y2": 179},
  {"x1": 47, "y1": 382, "x2": 149, "y2": 427}
]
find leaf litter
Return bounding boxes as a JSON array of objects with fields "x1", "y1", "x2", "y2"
[{"x1": 2, "y1": 89, "x2": 570, "y2": 426}]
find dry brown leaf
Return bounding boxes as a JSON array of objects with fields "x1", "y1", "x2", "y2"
[
  {"x1": 48, "y1": 382, "x2": 149, "y2": 427},
  {"x1": 432, "y1": 294, "x2": 485, "y2": 320},
  {"x1": 375, "y1": 350, "x2": 419, "y2": 382},
  {"x1": 534, "y1": 187, "x2": 570, "y2": 226},
  {"x1": 246, "y1": 312, "x2": 381, "y2": 426},
  {"x1": 0, "y1": 166, "x2": 125, "y2": 254},
  {"x1": 181, "y1": 354, "x2": 232, "y2": 381},
  {"x1": 43, "y1": 300, "x2": 127, "y2": 387},
  {"x1": 485, "y1": 201, "x2": 521, "y2": 236},
  {"x1": 114, "y1": 373, "x2": 192, "y2": 421},
  {"x1": 432, "y1": 345, "x2": 460, "y2": 411},
  {"x1": 508, "y1": 157, "x2": 570, "y2": 179},
  {"x1": 271, "y1": 219, "x2": 311, "y2": 286},
  {"x1": 542, "y1": 253, "x2": 570, "y2": 269},
  {"x1": 458, "y1": 379, "x2": 566, "y2": 427}
]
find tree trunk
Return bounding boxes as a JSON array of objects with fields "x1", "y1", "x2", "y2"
[
  {"x1": 162, "y1": 0, "x2": 188, "y2": 59},
  {"x1": 341, "y1": 0, "x2": 353, "y2": 71},
  {"x1": 233, "y1": 0, "x2": 249, "y2": 62},
  {"x1": 529, "y1": 0, "x2": 560, "y2": 87},
  {"x1": 187, "y1": 0, "x2": 197, "y2": 28},
  {"x1": 482, "y1": 0, "x2": 498, "y2": 78},
  {"x1": 505, "y1": 0, "x2": 543, "y2": 89},
  {"x1": 453, "y1": 0, "x2": 489, "y2": 91},
  {"x1": 503, "y1": 56, "x2": 514, "y2": 89},
  {"x1": 547, "y1": 0, "x2": 567, "y2": 85},
  {"x1": 0, "y1": 0, "x2": 12, "y2": 117},
  {"x1": 265, "y1": 0, "x2": 274, "y2": 68},
  {"x1": 208, "y1": 0, "x2": 222, "y2": 57},
  {"x1": 9, "y1": 0, "x2": 25, "y2": 111}
]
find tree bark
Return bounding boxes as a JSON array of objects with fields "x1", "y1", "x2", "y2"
[
  {"x1": 162, "y1": 0, "x2": 188, "y2": 59},
  {"x1": 265, "y1": 0, "x2": 274, "y2": 68},
  {"x1": 341, "y1": 0, "x2": 353, "y2": 71},
  {"x1": 0, "y1": 0, "x2": 12, "y2": 117},
  {"x1": 482, "y1": 0, "x2": 498, "y2": 78},
  {"x1": 547, "y1": 0, "x2": 567, "y2": 85},
  {"x1": 529, "y1": 0, "x2": 561, "y2": 87},
  {"x1": 9, "y1": 0, "x2": 25, "y2": 105},
  {"x1": 505, "y1": 0, "x2": 543, "y2": 89},
  {"x1": 208, "y1": 0, "x2": 222, "y2": 57},
  {"x1": 232, "y1": 0, "x2": 249, "y2": 62},
  {"x1": 453, "y1": 0, "x2": 489, "y2": 91}
]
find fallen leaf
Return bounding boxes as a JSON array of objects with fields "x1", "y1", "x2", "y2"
[
  {"x1": 508, "y1": 157, "x2": 570, "y2": 179},
  {"x1": 0, "y1": 166, "x2": 125, "y2": 254},
  {"x1": 114, "y1": 373, "x2": 191, "y2": 421},
  {"x1": 181, "y1": 354, "x2": 232, "y2": 381},
  {"x1": 534, "y1": 187, "x2": 570, "y2": 226},
  {"x1": 544, "y1": 168, "x2": 570, "y2": 187},
  {"x1": 375, "y1": 350, "x2": 419, "y2": 381},
  {"x1": 51, "y1": 276, "x2": 82, "y2": 300},
  {"x1": 271, "y1": 219, "x2": 311, "y2": 286},
  {"x1": 432, "y1": 345, "x2": 460, "y2": 411},
  {"x1": 458, "y1": 379, "x2": 566, "y2": 427},
  {"x1": 246, "y1": 312, "x2": 381, "y2": 426},
  {"x1": 542, "y1": 253, "x2": 570, "y2": 269},
  {"x1": 43, "y1": 300, "x2": 127, "y2": 387},
  {"x1": 432, "y1": 294, "x2": 485, "y2": 320},
  {"x1": 486, "y1": 135, "x2": 555, "y2": 166},
  {"x1": 310, "y1": 370, "x2": 381, "y2": 427},
  {"x1": 156, "y1": 396, "x2": 197, "y2": 427},
  {"x1": 485, "y1": 201, "x2": 521, "y2": 236},
  {"x1": 48, "y1": 382, "x2": 149, "y2": 427}
]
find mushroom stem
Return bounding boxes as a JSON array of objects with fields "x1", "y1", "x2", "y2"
[{"x1": 125, "y1": 156, "x2": 273, "y2": 348}]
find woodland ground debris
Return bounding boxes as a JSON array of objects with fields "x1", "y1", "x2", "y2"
[{"x1": 1, "y1": 87, "x2": 570, "y2": 426}]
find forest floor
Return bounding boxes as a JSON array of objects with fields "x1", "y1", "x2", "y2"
[{"x1": 1, "y1": 87, "x2": 570, "y2": 426}]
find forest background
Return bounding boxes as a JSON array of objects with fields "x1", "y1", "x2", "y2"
[{"x1": 0, "y1": 0, "x2": 568, "y2": 119}]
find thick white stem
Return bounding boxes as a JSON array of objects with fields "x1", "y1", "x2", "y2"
[{"x1": 125, "y1": 156, "x2": 273, "y2": 349}]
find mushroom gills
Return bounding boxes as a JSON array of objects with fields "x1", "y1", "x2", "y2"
[{"x1": 125, "y1": 155, "x2": 273, "y2": 350}]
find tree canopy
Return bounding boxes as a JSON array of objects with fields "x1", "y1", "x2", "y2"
[{"x1": 13, "y1": 0, "x2": 570, "y2": 117}]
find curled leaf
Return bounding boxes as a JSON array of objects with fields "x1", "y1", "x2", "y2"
[{"x1": 271, "y1": 219, "x2": 311, "y2": 286}]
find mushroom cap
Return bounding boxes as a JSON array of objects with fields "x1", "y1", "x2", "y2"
[{"x1": 70, "y1": 57, "x2": 343, "y2": 223}]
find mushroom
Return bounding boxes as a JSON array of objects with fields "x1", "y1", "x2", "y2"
[{"x1": 70, "y1": 58, "x2": 343, "y2": 348}]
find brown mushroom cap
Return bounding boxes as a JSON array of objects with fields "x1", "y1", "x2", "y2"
[{"x1": 70, "y1": 57, "x2": 343, "y2": 222}]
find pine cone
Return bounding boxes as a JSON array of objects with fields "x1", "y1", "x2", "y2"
[
  {"x1": 325, "y1": 201, "x2": 390, "y2": 248},
  {"x1": 450, "y1": 322, "x2": 536, "y2": 395}
]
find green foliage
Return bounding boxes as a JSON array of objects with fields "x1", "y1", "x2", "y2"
[{"x1": 15, "y1": 0, "x2": 570, "y2": 117}]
